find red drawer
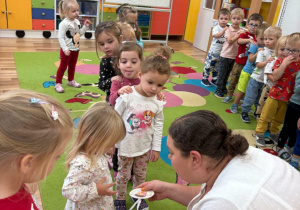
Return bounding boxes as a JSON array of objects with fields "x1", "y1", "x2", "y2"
[{"x1": 32, "y1": 19, "x2": 54, "y2": 30}]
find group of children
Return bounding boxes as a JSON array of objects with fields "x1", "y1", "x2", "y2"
[{"x1": 204, "y1": 7, "x2": 300, "y2": 168}]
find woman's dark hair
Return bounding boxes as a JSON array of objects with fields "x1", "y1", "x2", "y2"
[{"x1": 169, "y1": 110, "x2": 249, "y2": 161}]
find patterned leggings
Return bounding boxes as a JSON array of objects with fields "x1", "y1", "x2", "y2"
[{"x1": 115, "y1": 151, "x2": 150, "y2": 200}]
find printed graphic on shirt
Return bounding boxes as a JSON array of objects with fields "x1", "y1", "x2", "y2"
[
  {"x1": 66, "y1": 23, "x2": 81, "y2": 47},
  {"x1": 238, "y1": 35, "x2": 253, "y2": 58}
]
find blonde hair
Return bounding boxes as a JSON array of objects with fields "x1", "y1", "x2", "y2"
[
  {"x1": 231, "y1": 8, "x2": 244, "y2": 19},
  {"x1": 0, "y1": 89, "x2": 73, "y2": 182},
  {"x1": 66, "y1": 102, "x2": 126, "y2": 168},
  {"x1": 256, "y1": 22, "x2": 269, "y2": 36},
  {"x1": 264, "y1": 26, "x2": 282, "y2": 39},
  {"x1": 117, "y1": 22, "x2": 136, "y2": 41},
  {"x1": 287, "y1": 32, "x2": 300, "y2": 46},
  {"x1": 141, "y1": 46, "x2": 172, "y2": 76},
  {"x1": 275, "y1": 35, "x2": 288, "y2": 57},
  {"x1": 58, "y1": 0, "x2": 79, "y2": 19},
  {"x1": 153, "y1": 46, "x2": 173, "y2": 61}
]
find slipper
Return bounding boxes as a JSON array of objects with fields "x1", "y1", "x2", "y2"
[{"x1": 278, "y1": 148, "x2": 292, "y2": 162}]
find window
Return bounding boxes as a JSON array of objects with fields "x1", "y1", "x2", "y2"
[{"x1": 204, "y1": 0, "x2": 217, "y2": 10}]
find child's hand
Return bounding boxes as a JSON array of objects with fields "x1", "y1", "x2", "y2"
[
  {"x1": 266, "y1": 57, "x2": 275, "y2": 63},
  {"x1": 223, "y1": 26, "x2": 228, "y2": 31},
  {"x1": 118, "y1": 85, "x2": 133, "y2": 95},
  {"x1": 111, "y1": 76, "x2": 123, "y2": 82},
  {"x1": 64, "y1": 50, "x2": 71, "y2": 56},
  {"x1": 283, "y1": 55, "x2": 297, "y2": 65},
  {"x1": 258, "y1": 48, "x2": 264, "y2": 52},
  {"x1": 249, "y1": 39, "x2": 257, "y2": 46},
  {"x1": 84, "y1": 19, "x2": 91, "y2": 27},
  {"x1": 156, "y1": 92, "x2": 166, "y2": 101},
  {"x1": 96, "y1": 177, "x2": 116, "y2": 196},
  {"x1": 106, "y1": 146, "x2": 115, "y2": 157},
  {"x1": 237, "y1": 29, "x2": 245, "y2": 36},
  {"x1": 150, "y1": 151, "x2": 160, "y2": 162}
]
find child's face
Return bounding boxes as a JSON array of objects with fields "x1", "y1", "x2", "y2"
[
  {"x1": 65, "y1": 4, "x2": 79, "y2": 21},
  {"x1": 138, "y1": 71, "x2": 169, "y2": 97},
  {"x1": 247, "y1": 20, "x2": 260, "y2": 34},
  {"x1": 264, "y1": 35, "x2": 278, "y2": 50},
  {"x1": 97, "y1": 32, "x2": 120, "y2": 57},
  {"x1": 231, "y1": 14, "x2": 243, "y2": 27},
  {"x1": 286, "y1": 42, "x2": 300, "y2": 61},
  {"x1": 118, "y1": 51, "x2": 141, "y2": 79},
  {"x1": 218, "y1": 14, "x2": 230, "y2": 28},
  {"x1": 256, "y1": 34, "x2": 265, "y2": 47},
  {"x1": 277, "y1": 44, "x2": 287, "y2": 59}
]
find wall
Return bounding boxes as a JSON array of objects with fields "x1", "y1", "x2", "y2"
[{"x1": 183, "y1": 0, "x2": 201, "y2": 43}]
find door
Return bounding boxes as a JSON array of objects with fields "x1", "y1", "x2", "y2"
[
  {"x1": 193, "y1": 0, "x2": 217, "y2": 51},
  {"x1": 0, "y1": 0, "x2": 7, "y2": 29},
  {"x1": 5, "y1": 0, "x2": 32, "y2": 29}
]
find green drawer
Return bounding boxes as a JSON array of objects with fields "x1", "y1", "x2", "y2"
[
  {"x1": 32, "y1": 0, "x2": 54, "y2": 9},
  {"x1": 99, "y1": 12, "x2": 117, "y2": 22}
]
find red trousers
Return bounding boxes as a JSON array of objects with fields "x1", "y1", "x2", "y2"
[{"x1": 56, "y1": 48, "x2": 79, "y2": 84}]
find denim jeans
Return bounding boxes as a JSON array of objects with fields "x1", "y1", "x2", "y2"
[
  {"x1": 241, "y1": 78, "x2": 264, "y2": 113},
  {"x1": 203, "y1": 51, "x2": 220, "y2": 80},
  {"x1": 215, "y1": 56, "x2": 235, "y2": 90}
]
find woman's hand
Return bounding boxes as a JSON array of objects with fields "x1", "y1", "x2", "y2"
[
  {"x1": 96, "y1": 177, "x2": 116, "y2": 196},
  {"x1": 150, "y1": 151, "x2": 160, "y2": 162},
  {"x1": 118, "y1": 85, "x2": 133, "y2": 95},
  {"x1": 137, "y1": 180, "x2": 169, "y2": 201},
  {"x1": 111, "y1": 75, "x2": 123, "y2": 82}
]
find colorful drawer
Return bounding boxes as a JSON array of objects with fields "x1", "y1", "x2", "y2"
[
  {"x1": 32, "y1": 19, "x2": 54, "y2": 30},
  {"x1": 32, "y1": 8, "x2": 54, "y2": 20},
  {"x1": 32, "y1": 0, "x2": 54, "y2": 9}
]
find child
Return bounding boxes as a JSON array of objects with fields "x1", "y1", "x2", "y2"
[
  {"x1": 222, "y1": 13, "x2": 263, "y2": 103},
  {"x1": 0, "y1": 89, "x2": 73, "y2": 209},
  {"x1": 62, "y1": 102, "x2": 126, "y2": 209},
  {"x1": 114, "y1": 51, "x2": 172, "y2": 209},
  {"x1": 230, "y1": 23, "x2": 269, "y2": 113},
  {"x1": 201, "y1": 8, "x2": 230, "y2": 87},
  {"x1": 95, "y1": 21, "x2": 123, "y2": 102},
  {"x1": 116, "y1": 4, "x2": 143, "y2": 49},
  {"x1": 117, "y1": 21, "x2": 136, "y2": 42},
  {"x1": 55, "y1": 0, "x2": 90, "y2": 93},
  {"x1": 255, "y1": 33, "x2": 300, "y2": 147},
  {"x1": 214, "y1": 8, "x2": 245, "y2": 98},
  {"x1": 275, "y1": 33, "x2": 300, "y2": 160},
  {"x1": 240, "y1": 26, "x2": 282, "y2": 124},
  {"x1": 255, "y1": 35, "x2": 289, "y2": 119}
]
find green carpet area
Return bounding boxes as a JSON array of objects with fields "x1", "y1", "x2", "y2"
[{"x1": 14, "y1": 51, "x2": 257, "y2": 210}]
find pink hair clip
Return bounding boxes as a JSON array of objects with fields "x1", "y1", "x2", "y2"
[{"x1": 51, "y1": 105, "x2": 58, "y2": 121}]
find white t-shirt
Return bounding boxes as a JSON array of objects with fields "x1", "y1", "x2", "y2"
[
  {"x1": 264, "y1": 57, "x2": 277, "y2": 88},
  {"x1": 208, "y1": 24, "x2": 226, "y2": 54},
  {"x1": 115, "y1": 87, "x2": 164, "y2": 157},
  {"x1": 251, "y1": 47, "x2": 275, "y2": 83},
  {"x1": 188, "y1": 146, "x2": 300, "y2": 210}
]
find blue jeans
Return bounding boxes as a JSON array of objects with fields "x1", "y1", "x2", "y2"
[
  {"x1": 294, "y1": 130, "x2": 300, "y2": 156},
  {"x1": 241, "y1": 78, "x2": 264, "y2": 113},
  {"x1": 203, "y1": 51, "x2": 220, "y2": 80}
]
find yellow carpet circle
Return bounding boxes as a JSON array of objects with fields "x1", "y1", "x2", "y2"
[{"x1": 171, "y1": 91, "x2": 206, "y2": 107}]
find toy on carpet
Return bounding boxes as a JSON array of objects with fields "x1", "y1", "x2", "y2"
[
  {"x1": 65, "y1": 98, "x2": 92, "y2": 104},
  {"x1": 75, "y1": 91, "x2": 102, "y2": 99},
  {"x1": 43, "y1": 81, "x2": 55, "y2": 88}
]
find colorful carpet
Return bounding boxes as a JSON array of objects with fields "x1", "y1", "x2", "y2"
[{"x1": 14, "y1": 51, "x2": 258, "y2": 210}]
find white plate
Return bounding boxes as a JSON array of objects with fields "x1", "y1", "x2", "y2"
[{"x1": 129, "y1": 188, "x2": 154, "y2": 199}]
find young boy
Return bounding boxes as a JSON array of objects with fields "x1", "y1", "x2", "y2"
[
  {"x1": 214, "y1": 8, "x2": 245, "y2": 98},
  {"x1": 240, "y1": 26, "x2": 282, "y2": 125},
  {"x1": 222, "y1": 13, "x2": 263, "y2": 103},
  {"x1": 256, "y1": 33, "x2": 300, "y2": 147},
  {"x1": 230, "y1": 23, "x2": 269, "y2": 113},
  {"x1": 201, "y1": 8, "x2": 231, "y2": 86}
]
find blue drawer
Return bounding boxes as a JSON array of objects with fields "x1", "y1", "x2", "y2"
[
  {"x1": 138, "y1": 21, "x2": 149, "y2": 26},
  {"x1": 32, "y1": 8, "x2": 54, "y2": 20},
  {"x1": 138, "y1": 15, "x2": 150, "y2": 21}
]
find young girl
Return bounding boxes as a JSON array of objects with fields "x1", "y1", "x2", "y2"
[
  {"x1": 95, "y1": 21, "x2": 123, "y2": 102},
  {"x1": 62, "y1": 102, "x2": 126, "y2": 209},
  {"x1": 117, "y1": 22, "x2": 136, "y2": 43},
  {"x1": 114, "y1": 50, "x2": 171, "y2": 210},
  {"x1": 116, "y1": 4, "x2": 143, "y2": 49},
  {"x1": 0, "y1": 89, "x2": 73, "y2": 209},
  {"x1": 55, "y1": 0, "x2": 90, "y2": 93}
]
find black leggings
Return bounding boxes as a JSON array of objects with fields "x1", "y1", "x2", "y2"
[{"x1": 112, "y1": 148, "x2": 134, "y2": 175}]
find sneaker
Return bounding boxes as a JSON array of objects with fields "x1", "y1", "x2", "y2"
[
  {"x1": 222, "y1": 96, "x2": 232, "y2": 103},
  {"x1": 230, "y1": 103, "x2": 238, "y2": 113},
  {"x1": 214, "y1": 88, "x2": 225, "y2": 98},
  {"x1": 277, "y1": 147, "x2": 292, "y2": 161},
  {"x1": 241, "y1": 112, "x2": 250, "y2": 123},
  {"x1": 265, "y1": 138, "x2": 274, "y2": 146},
  {"x1": 201, "y1": 79, "x2": 212, "y2": 86},
  {"x1": 55, "y1": 83, "x2": 64, "y2": 93},
  {"x1": 289, "y1": 158, "x2": 299, "y2": 171},
  {"x1": 114, "y1": 200, "x2": 126, "y2": 210},
  {"x1": 240, "y1": 97, "x2": 244, "y2": 103},
  {"x1": 269, "y1": 133, "x2": 279, "y2": 144},
  {"x1": 211, "y1": 79, "x2": 217, "y2": 86},
  {"x1": 67, "y1": 80, "x2": 81, "y2": 88},
  {"x1": 222, "y1": 87, "x2": 228, "y2": 95},
  {"x1": 255, "y1": 134, "x2": 266, "y2": 147},
  {"x1": 131, "y1": 197, "x2": 149, "y2": 210}
]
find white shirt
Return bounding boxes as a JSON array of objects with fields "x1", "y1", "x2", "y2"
[
  {"x1": 115, "y1": 87, "x2": 164, "y2": 157},
  {"x1": 188, "y1": 146, "x2": 300, "y2": 210},
  {"x1": 208, "y1": 24, "x2": 226, "y2": 54},
  {"x1": 264, "y1": 57, "x2": 277, "y2": 88},
  {"x1": 58, "y1": 18, "x2": 88, "y2": 52},
  {"x1": 251, "y1": 47, "x2": 275, "y2": 83},
  {"x1": 62, "y1": 154, "x2": 114, "y2": 210}
]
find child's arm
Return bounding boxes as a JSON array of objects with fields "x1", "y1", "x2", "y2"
[
  {"x1": 114, "y1": 95, "x2": 128, "y2": 117},
  {"x1": 238, "y1": 36, "x2": 257, "y2": 46},
  {"x1": 226, "y1": 29, "x2": 244, "y2": 45},
  {"x1": 273, "y1": 56, "x2": 295, "y2": 81},
  {"x1": 248, "y1": 48, "x2": 264, "y2": 63},
  {"x1": 256, "y1": 57, "x2": 275, "y2": 69},
  {"x1": 213, "y1": 26, "x2": 228, "y2": 39},
  {"x1": 150, "y1": 107, "x2": 164, "y2": 162},
  {"x1": 79, "y1": 19, "x2": 90, "y2": 36},
  {"x1": 58, "y1": 21, "x2": 70, "y2": 56},
  {"x1": 109, "y1": 80, "x2": 122, "y2": 106},
  {"x1": 98, "y1": 59, "x2": 122, "y2": 91}
]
